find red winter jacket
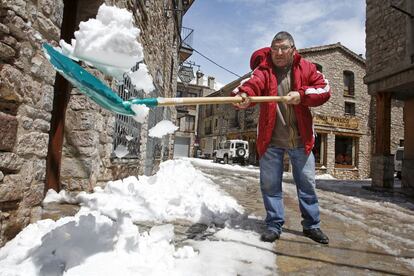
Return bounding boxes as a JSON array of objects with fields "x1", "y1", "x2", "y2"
[{"x1": 233, "y1": 47, "x2": 331, "y2": 157}]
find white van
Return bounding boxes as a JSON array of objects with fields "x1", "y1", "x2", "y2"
[
  {"x1": 394, "y1": 146, "x2": 404, "y2": 179},
  {"x1": 213, "y1": 140, "x2": 249, "y2": 165}
]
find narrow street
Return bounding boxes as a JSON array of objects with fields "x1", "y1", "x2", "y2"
[{"x1": 189, "y1": 158, "x2": 414, "y2": 276}]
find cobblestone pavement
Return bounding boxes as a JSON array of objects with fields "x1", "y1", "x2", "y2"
[{"x1": 191, "y1": 160, "x2": 414, "y2": 276}]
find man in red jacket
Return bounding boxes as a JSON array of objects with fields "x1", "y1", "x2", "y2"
[{"x1": 233, "y1": 31, "x2": 330, "y2": 244}]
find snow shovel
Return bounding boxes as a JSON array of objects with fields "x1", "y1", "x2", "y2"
[{"x1": 43, "y1": 43, "x2": 291, "y2": 116}]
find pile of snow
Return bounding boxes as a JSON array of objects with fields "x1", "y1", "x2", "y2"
[
  {"x1": 0, "y1": 212, "x2": 275, "y2": 275},
  {"x1": 185, "y1": 158, "x2": 259, "y2": 173},
  {"x1": 44, "y1": 159, "x2": 244, "y2": 225},
  {"x1": 0, "y1": 159, "x2": 277, "y2": 275},
  {"x1": 60, "y1": 4, "x2": 154, "y2": 93}
]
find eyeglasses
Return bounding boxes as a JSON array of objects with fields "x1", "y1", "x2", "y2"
[{"x1": 271, "y1": 45, "x2": 292, "y2": 52}]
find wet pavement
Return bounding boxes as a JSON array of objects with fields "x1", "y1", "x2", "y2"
[{"x1": 190, "y1": 159, "x2": 414, "y2": 276}]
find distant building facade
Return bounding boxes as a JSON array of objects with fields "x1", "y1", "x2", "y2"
[
  {"x1": 365, "y1": 0, "x2": 413, "y2": 191},
  {"x1": 0, "y1": 0, "x2": 194, "y2": 246},
  {"x1": 174, "y1": 75, "x2": 215, "y2": 158},
  {"x1": 198, "y1": 43, "x2": 404, "y2": 180}
]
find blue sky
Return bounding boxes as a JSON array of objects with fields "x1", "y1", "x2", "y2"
[{"x1": 183, "y1": 0, "x2": 366, "y2": 86}]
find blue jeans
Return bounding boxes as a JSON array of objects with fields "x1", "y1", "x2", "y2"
[{"x1": 259, "y1": 146, "x2": 321, "y2": 234}]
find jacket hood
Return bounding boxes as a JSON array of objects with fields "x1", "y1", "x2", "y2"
[{"x1": 249, "y1": 47, "x2": 302, "y2": 70}]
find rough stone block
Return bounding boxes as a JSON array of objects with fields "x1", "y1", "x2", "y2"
[
  {"x1": 0, "y1": 42, "x2": 16, "y2": 59},
  {"x1": 4, "y1": 10, "x2": 27, "y2": 40},
  {"x1": 0, "y1": 175, "x2": 24, "y2": 202},
  {"x1": 61, "y1": 178, "x2": 92, "y2": 192},
  {"x1": 33, "y1": 118, "x2": 50, "y2": 133},
  {"x1": 35, "y1": 14, "x2": 60, "y2": 41},
  {"x1": 66, "y1": 110, "x2": 97, "y2": 131},
  {"x1": 0, "y1": 23, "x2": 10, "y2": 35},
  {"x1": 30, "y1": 53, "x2": 55, "y2": 85},
  {"x1": 0, "y1": 152, "x2": 24, "y2": 172},
  {"x1": 23, "y1": 183, "x2": 44, "y2": 207},
  {"x1": 69, "y1": 130, "x2": 100, "y2": 147},
  {"x1": 16, "y1": 132, "x2": 49, "y2": 157},
  {"x1": 0, "y1": 64, "x2": 23, "y2": 102},
  {"x1": 39, "y1": 0, "x2": 64, "y2": 26},
  {"x1": 61, "y1": 158, "x2": 91, "y2": 179},
  {"x1": 0, "y1": 113, "x2": 18, "y2": 151}
]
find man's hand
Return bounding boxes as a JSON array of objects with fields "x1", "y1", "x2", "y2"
[
  {"x1": 286, "y1": 91, "x2": 301, "y2": 105},
  {"x1": 233, "y1": 92, "x2": 251, "y2": 109}
]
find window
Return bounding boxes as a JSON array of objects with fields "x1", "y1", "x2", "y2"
[
  {"x1": 179, "y1": 115, "x2": 195, "y2": 132},
  {"x1": 187, "y1": 92, "x2": 197, "y2": 97},
  {"x1": 176, "y1": 90, "x2": 183, "y2": 97},
  {"x1": 206, "y1": 105, "x2": 213, "y2": 116},
  {"x1": 214, "y1": 118, "x2": 218, "y2": 129},
  {"x1": 344, "y1": 102, "x2": 355, "y2": 116},
  {"x1": 343, "y1": 70, "x2": 355, "y2": 96},
  {"x1": 335, "y1": 136, "x2": 358, "y2": 167},
  {"x1": 314, "y1": 63, "x2": 323, "y2": 72},
  {"x1": 230, "y1": 110, "x2": 239, "y2": 128},
  {"x1": 313, "y1": 133, "x2": 327, "y2": 166},
  {"x1": 205, "y1": 120, "x2": 212, "y2": 134}
]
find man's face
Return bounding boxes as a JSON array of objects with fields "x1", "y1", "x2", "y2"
[{"x1": 270, "y1": 39, "x2": 294, "y2": 68}]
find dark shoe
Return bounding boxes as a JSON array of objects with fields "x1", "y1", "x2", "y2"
[
  {"x1": 260, "y1": 230, "x2": 280, "y2": 242},
  {"x1": 303, "y1": 228, "x2": 329, "y2": 244}
]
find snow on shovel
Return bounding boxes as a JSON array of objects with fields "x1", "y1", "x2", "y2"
[{"x1": 43, "y1": 43, "x2": 291, "y2": 116}]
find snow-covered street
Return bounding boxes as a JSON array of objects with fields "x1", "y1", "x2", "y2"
[
  {"x1": 190, "y1": 158, "x2": 414, "y2": 275},
  {"x1": 1, "y1": 158, "x2": 413, "y2": 275}
]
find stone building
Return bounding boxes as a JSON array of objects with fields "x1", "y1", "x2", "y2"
[
  {"x1": 365, "y1": 0, "x2": 414, "y2": 191},
  {"x1": 174, "y1": 74, "x2": 215, "y2": 158},
  {"x1": 198, "y1": 43, "x2": 404, "y2": 180},
  {"x1": 0, "y1": 0, "x2": 194, "y2": 246}
]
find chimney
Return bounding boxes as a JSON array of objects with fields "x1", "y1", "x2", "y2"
[
  {"x1": 208, "y1": 76, "x2": 215, "y2": 89},
  {"x1": 196, "y1": 70, "x2": 204, "y2": 86}
]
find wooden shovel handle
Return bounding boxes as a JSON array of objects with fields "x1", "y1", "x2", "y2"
[{"x1": 156, "y1": 96, "x2": 291, "y2": 106}]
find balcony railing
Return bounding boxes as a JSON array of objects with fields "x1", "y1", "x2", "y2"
[{"x1": 181, "y1": 26, "x2": 193, "y2": 49}]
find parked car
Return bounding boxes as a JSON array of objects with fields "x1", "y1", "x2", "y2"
[
  {"x1": 394, "y1": 146, "x2": 404, "y2": 179},
  {"x1": 213, "y1": 140, "x2": 249, "y2": 165}
]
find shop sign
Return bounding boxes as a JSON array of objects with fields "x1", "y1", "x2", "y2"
[
  {"x1": 178, "y1": 65, "x2": 194, "y2": 83},
  {"x1": 314, "y1": 115, "x2": 359, "y2": 129}
]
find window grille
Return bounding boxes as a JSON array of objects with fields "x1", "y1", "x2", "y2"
[{"x1": 113, "y1": 63, "x2": 145, "y2": 158}]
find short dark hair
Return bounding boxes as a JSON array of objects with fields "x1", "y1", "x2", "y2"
[{"x1": 272, "y1": 31, "x2": 295, "y2": 47}]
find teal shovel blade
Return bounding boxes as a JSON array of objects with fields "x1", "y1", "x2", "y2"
[{"x1": 42, "y1": 43, "x2": 135, "y2": 116}]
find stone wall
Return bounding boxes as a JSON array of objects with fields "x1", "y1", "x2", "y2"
[
  {"x1": 365, "y1": 0, "x2": 408, "y2": 75},
  {"x1": 0, "y1": 0, "x2": 59, "y2": 246},
  {"x1": 0, "y1": 0, "x2": 182, "y2": 246},
  {"x1": 302, "y1": 47, "x2": 371, "y2": 179}
]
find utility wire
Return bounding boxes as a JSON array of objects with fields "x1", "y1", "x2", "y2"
[{"x1": 183, "y1": 43, "x2": 242, "y2": 78}]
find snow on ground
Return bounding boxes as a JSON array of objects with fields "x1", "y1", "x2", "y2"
[
  {"x1": 0, "y1": 160, "x2": 277, "y2": 276},
  {"x1": 282, "y1": 175, "x2": 414, "y2": 264},
  {"x1": 183, "y1": 157, "x2": 260, "y2": 173}
]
